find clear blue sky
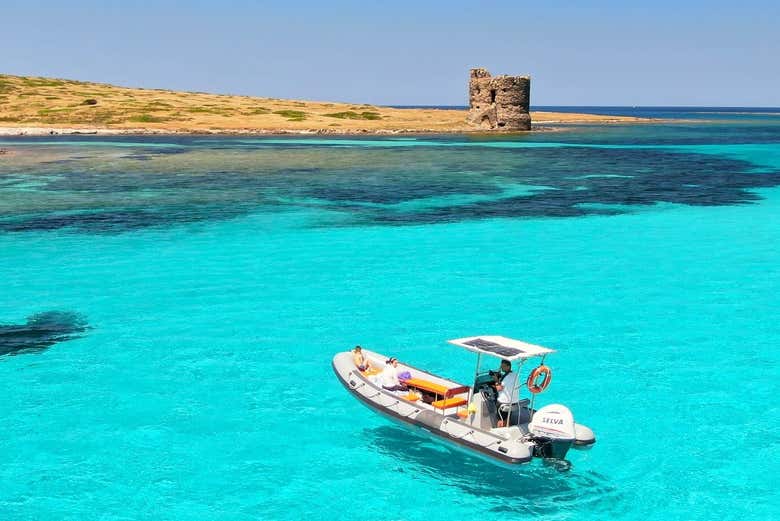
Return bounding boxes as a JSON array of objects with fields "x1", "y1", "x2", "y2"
[{"x1": 2, "y1": 0, "x2": 778, "y2": 106}]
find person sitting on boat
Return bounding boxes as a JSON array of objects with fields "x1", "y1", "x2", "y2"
[
  {"x1": 494, "y1": 359, "x2": 521, "y2": 427},
  {"x1": 381, "y1": 357, "x2": 408, "y2": 392},
  {"x1": 352, "y1": 345, "x2": 372, "y2": 372}
]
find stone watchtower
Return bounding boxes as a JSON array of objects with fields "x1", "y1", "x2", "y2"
[{"x1": 467, "y1": 68, "x2": 531, "y2": 130}]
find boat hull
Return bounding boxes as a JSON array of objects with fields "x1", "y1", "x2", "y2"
[{"x1": 332, "y1": 352, "x2": 534, "y2": 466}]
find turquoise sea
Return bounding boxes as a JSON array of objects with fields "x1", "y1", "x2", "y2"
[{"x1": 1, "y1": 110, "x2": 779, "y2": 520}]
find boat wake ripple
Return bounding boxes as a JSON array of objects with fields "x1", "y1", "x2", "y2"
[{"x1": 366, "y1": 425, "x2": 621, "y2": 515}]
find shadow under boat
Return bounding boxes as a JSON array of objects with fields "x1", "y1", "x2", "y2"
[{"x1": 363, "y1": 424, "x2": 617, "y2": 511}]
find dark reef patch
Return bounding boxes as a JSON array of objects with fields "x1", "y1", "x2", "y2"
[
  {"x1": 0, "y1": 311, "x2": 89, "y2": 356},
  {"x1": 302, "y1": 147, "x2": 780, "y2": 225},
  {"x1": 0, "y1": 205, "x2": 253, "y2": 233},
  {"x1": 1, "y1": 139, "x2": 780, "y2": 232}
]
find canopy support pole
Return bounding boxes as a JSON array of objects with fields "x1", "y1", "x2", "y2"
[
  {"x1": 511, "y1": 359, "x2": 524, "y2": 427},
  {"x1": 469, "y1": 352, "x2": 482, "y2": 403},
  {"x1": 529, "y1": 354, "x2": 547, "y2": 420}
]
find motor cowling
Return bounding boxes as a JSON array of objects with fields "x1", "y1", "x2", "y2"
[{"x1": 529, "y1": 404, "x2": 576, "y2": 459}]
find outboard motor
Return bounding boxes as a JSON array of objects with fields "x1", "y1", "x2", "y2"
[{"x1": 529, "y1": 404, "x2": 576, "y2": 460}]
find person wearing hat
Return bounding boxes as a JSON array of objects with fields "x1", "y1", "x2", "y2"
[{"x1": 381, "y1": 357, "x2": 408, "y2": 392}]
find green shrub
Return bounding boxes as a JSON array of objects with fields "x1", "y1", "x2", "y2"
[
  {"x1": 273, "y1": 110, "x2": 307, "y2": 121},
  {"x1": 20, "y1": 78, "x2": 65, "y2": 87},
  {"x1": 82, "y1": 110, "x2": 121, "y2": 124},
  {"x1": 139, "y1": 103, "x2": 175, "y2": 112},
  {"x1": 185, "y1": 107, "x2": 232, "y2": 115},
  {"x1": 128, "y1": 113, "x2": 168, "y2": 123},
  {"x1": 323, "y1": 111, "x2": 381, "y2": 120},
  {"x1": 0, "y1": 79, "x2": 16, "y2": 94}
]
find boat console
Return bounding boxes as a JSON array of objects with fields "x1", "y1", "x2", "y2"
[
  {"x1": 471, "y1": 370, "x2": 535, "y2": 428},
  {"x1": 473, "y1": 371, "x2": 498, "y2": 398}
]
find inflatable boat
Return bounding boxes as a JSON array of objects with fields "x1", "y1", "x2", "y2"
[{"x1": 333, "y1": 336, "x2": 596, "y2": 467}]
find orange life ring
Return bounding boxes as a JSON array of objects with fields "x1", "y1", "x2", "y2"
[{"x1": 527, "y1": 365, "x2": 552, "y2": 394}]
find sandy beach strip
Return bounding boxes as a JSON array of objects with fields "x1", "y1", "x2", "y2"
[{"x1": 0, "y1": 110, "x2": 651, "y2": 137}]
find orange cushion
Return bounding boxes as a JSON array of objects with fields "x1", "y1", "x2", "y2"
[
  {"x1": 431, "y1": 397, "x2": 468, "y2": 409},
  {"x1": 405, "y1": 378, "x2": 469, "y2": 398},
  {"x1": 404, "y1": 377, "x2": 449, "y2": 395}
]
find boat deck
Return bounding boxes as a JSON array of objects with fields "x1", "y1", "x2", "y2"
[{"x1": 358, "y1": 350, "x2": 472, "y2": 415}]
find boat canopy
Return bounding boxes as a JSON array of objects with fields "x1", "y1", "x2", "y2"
[{"x1": 447, "y1": 335, "x2": 555, "y2": 361}]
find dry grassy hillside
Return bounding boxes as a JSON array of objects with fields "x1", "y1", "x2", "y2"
[{"x1": 0, "y1": 74, "x2": 645, "y2": 134}]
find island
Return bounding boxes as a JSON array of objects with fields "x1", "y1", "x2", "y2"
[{"x1": 0, "y1": 74, "x2": 648, "y2": 136}]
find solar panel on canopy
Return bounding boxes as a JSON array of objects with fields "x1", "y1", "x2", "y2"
[
  {"x1": 448, "y1": 336, "x2": 555, "y2": 360},
  {"x1": 462, "y1": 338, "x2": 524, "y2": 357}
]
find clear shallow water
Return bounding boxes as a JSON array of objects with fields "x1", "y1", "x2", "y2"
[{"x1": 1, "y1": 117, "x2": 779, "y2": 520}]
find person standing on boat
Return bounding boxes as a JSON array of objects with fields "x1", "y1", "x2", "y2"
[
  {"x1": 352, "y1": 345, "x2": 372, "y2": 371},
  {"x1": 495, "y1": 359, "x2": 520, "y2": 427},
  {"x1": 381, "y1": 357, "x2": 408, "y2": 392}
]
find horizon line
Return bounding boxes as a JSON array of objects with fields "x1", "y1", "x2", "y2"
[{"x1": 391, "y1": 104, "x2": 780, "y2": 110}]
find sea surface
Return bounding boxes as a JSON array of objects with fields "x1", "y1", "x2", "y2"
[{"x1": 1, "y1": 109, "x2": 779, "y2": 520}]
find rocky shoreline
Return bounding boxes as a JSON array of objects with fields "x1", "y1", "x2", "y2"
[{"x1": 0, "y1": 126, "x2": 534, "y2": 137}]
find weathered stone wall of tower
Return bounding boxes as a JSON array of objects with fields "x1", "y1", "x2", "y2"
[{"x1": 467, "y1": 68, "x2": 531, "y2": 130}]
